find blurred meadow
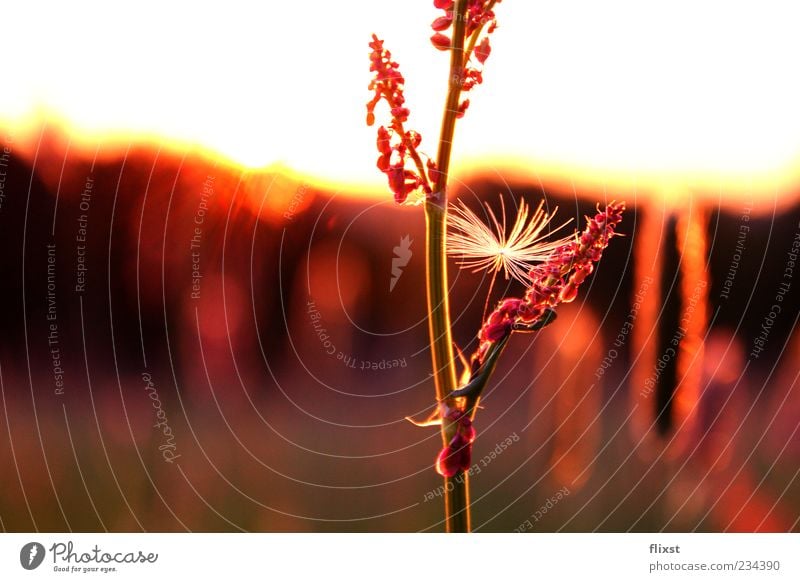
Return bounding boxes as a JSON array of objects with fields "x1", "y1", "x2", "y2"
[{"x1": 0, "y1": 130, "x2": 798, "y2": 532}]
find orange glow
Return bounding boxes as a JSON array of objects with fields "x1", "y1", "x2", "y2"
[
  {"x1": 547, "y1": 305, "x2": 602, "y2": 491},
  {"x1": 629, "y1": 199, "x2": 710, "y2": 458},
  {"x1": 629, "y1": 203, "x2": 663, "y2": 458},
  {"x1": 673, "y1": 204, "x2": 709, "y2": 453},
  {"x1": 3, "y1": 1, "x2": 800, "y2": 201}
]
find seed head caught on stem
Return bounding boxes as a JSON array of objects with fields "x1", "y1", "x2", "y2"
[
  {"x1": 447, "y1": 196, "x2": 573, "y2": 285},
  {"x1": 473, "y1": 201, "x2": 626, "y2": 366}
]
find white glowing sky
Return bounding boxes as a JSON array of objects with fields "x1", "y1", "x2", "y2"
[{"x1": 3, "y1": 0, "x2": 799, "y2": 192}]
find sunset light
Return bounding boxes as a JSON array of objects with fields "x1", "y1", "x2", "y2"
[{"x1": 3, "y1": 1, "x2": 800, "y2": 198}]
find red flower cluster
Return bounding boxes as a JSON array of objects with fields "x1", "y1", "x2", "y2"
[
  {"x1": 435, "y1": 409, "x2": 477, "y2": 477},
  {"x1": 430, "y1": 0, "x2": 502, "y2": 118},
  {"x1": 430, "y1": 0, "x2": 500, "y2": 45},
  {"x1": 367, "y1": 35, "x2": 434, "y2": 204},
  {"x1": 474, "y1": 202, "x2": 626, "y2": 365}
]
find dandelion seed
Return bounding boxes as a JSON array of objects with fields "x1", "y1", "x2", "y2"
[{"x1": 447, "y1": 196, "x2": 573, "y2": 285}]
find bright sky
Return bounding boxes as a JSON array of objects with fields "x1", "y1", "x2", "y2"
[{"x1": 3, "y1": 1, "x2": 800, "y2": 196}]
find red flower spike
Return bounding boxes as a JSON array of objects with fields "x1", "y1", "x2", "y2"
[
  {"x1": 367, "y1": 35, "x2": 434, "y2": 203},
  {"x1": 471, "y1": 202, "x2": 626, "y2": 368},
  {"x1": 428, "y1": 0, "x2": 503, "y2": 120}
]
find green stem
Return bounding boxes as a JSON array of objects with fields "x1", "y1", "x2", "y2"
[{"x1": 425, "y1": 0, "x2": 470, "y2": 533}]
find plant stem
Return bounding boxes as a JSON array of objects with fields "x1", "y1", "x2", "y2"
[
  {"x1": 424, "y1": 203, "x2": 469, "y2": 533},
  {"x1": 482, "y1": 270, "x2": 498, "y2": 324},
  {"x1": 425, "y1": 0, "x2": 470, "y2": 533},
  {"x1": 424, "y1": 203, "x2": 458, "y2": 403},
  {"x1": 432, "y1": 1, "x2": 468, "y2": 199}
]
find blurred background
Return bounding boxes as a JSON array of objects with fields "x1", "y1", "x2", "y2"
[{"x1": 1, "y1": 1, "x2": 799, "y2": 532}]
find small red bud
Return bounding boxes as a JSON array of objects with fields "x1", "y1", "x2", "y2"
[
  {"x1": 475, "y1": 37, "x2": 492, "y2": 64},
  {"x1": 430, "y1": 33, "x2": 451, "y2": 51},
  {"x1": 431, "y1": 15, "x2": 452, "y2": 31},
  {"x1": 560, "y1": 282, "x2": 578, "y2": 303}
]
